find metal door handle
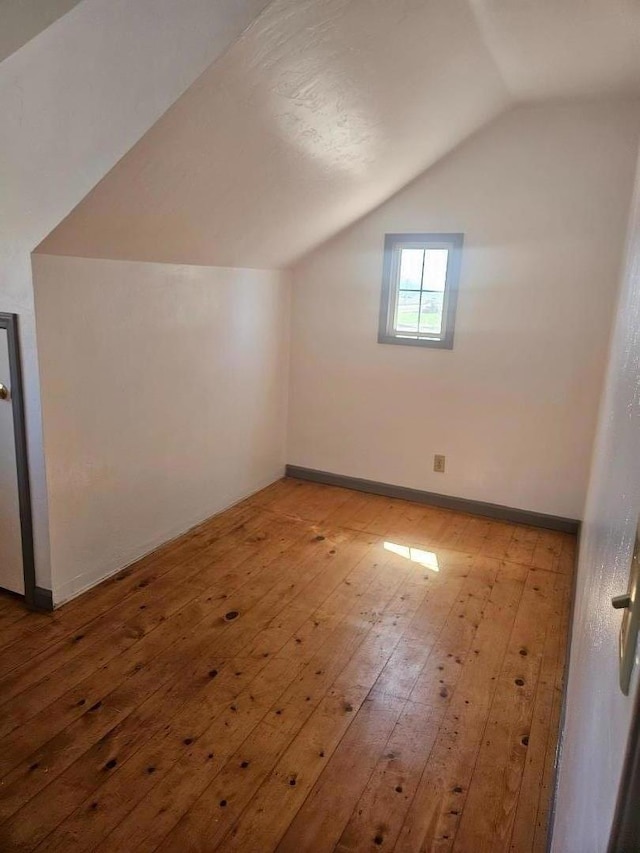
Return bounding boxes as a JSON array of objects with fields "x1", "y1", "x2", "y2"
[
  {"x1": 614, "y1": 526, "x2": 640, "y2": 695},
  {"x1": 0, "y1": 383, "x2": 8, "y2": 400}
]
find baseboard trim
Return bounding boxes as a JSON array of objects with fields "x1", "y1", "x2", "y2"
[
  {"x1": 32, "y1": 586, "x2": 54, "y2": 612},
  {"x1": 285, "y1": 465, "x2": 580, "y2": 534}
]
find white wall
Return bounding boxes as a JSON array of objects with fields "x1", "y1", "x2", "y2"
[
  {"x1": 32, "y1": 255, "x2": 290, "y2": 605},
  {"x1": 0, "y1": 0, "x2": 270, "y2": 589},
  {"x1": 551, "y1": 142, "x2": 640, "y2": 853},
  {"x1": 288, "y1": 100, "x2": 640, "y2": 520}
]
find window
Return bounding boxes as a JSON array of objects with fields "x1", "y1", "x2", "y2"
[{"x1": 378, "y1": 233, "x2": 463, "y2": 349}]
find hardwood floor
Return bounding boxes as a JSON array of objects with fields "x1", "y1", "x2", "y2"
[{"x1": 0, "y1": 478, "x2": 574, "y2": 852}]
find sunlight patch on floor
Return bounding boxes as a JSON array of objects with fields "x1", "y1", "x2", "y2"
[{"x1": 384, "y1": 541, "x2": 439, "y2": 572}]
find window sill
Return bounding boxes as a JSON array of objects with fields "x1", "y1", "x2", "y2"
[{"x1": 377, "y1": 333, "x2": 454, "y2": 350}]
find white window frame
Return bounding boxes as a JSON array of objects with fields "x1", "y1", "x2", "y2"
[{"x1": 378, "y1": 233, "x2": 464, "y2": 349}]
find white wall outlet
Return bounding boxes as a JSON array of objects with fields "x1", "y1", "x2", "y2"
[{"x1": 434, "y1": 454, "x2": 446, "y2": 473}]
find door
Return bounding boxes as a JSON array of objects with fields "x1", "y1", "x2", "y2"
[{"x1": 0, "y1": 313, "x2": 34, "y2": 599}]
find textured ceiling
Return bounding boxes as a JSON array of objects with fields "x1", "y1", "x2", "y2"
[
  {"x1": 0, "y1": 0, "x2": 84, "y2": 63},
  {"x1": 469, "y1": 0, "x2": 640, "y2": 100},
  {"x1": 38, "y1": 0, "x2": 640, "y2": 269}
]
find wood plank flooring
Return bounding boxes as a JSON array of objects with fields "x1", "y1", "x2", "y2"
[{"x1": 0, "y1": 478, "x2": 574, "y2": 852}]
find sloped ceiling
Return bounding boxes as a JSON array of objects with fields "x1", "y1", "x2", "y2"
[
  {"x1": 469, "y1": 0, "x2": 640, "y2": 99},
  {"x1": 0, "y1": 0, "x2": 84, "y2": 62},
  {"x1": 38, "y1": 0, "x2": 640, "y2": 270},
  {"x1": 2, "y1": 0, "x2": 273, "y2": 270}
]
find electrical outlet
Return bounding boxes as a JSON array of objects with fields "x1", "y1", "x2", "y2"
[{"x1": 433, "y1": 454, "x2": 446, "y2": 473}]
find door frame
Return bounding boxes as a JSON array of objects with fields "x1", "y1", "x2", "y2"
[
  {"x1": 608, "y1": 677, "x2": 640, "y2": 851},
  {"x1": 0, "y1": 313, "x2": 37, "y2": 608}
]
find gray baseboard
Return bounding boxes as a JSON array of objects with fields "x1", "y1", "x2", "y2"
[
  {"x1": 32, "y1": 586, "x2": 54, "y2": 612},
  {"x1": 285, "y1": 465, "x2": 580, "y2": 534}
]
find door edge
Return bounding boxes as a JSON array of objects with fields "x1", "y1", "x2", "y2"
[{"x1": 0, "y1": 312, "x2": 37, "y2": 608}]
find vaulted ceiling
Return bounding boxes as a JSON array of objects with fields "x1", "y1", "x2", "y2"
[
  {"x1": 38, "y1": 0, "x2": 640, "y2": 270},
  {"x1": 0, "y1": 0, "x2": 84, "y2": 62},
  {"x1": 469, "y1": 0, "x2": 640, "y2": 100}
]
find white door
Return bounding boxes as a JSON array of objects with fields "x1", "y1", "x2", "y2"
[{"x1": 0, "y1": 327, "x2": 24, "y2": 594}]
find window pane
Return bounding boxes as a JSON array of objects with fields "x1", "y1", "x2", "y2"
[
  {"x1": 398, "y1": 249, "x2": 423, "y2": 290},
  {"x1": 419, "y1": 291, "x2": 444, "y2": 336},
  {"x1": 395, "y1": 290, "x2": 420, "y2": 333},
  {"x1": 423, "y1": 249, "x2": 449, "y2": 292}
]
